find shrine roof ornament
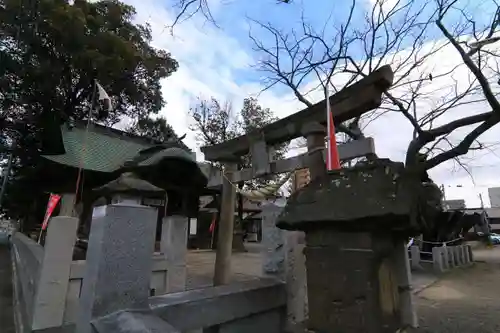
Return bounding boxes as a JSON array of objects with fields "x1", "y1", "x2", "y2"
[{"x1": 93, "y1": 172, "x2": 164, "y2": 196}]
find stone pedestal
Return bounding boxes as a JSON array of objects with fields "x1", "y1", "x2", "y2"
[
  {"x1": 284, "y1": 230, "x2": 308, "y2": 328},
  {"x1": 76, "y1": 203, "x2": 158, "y2": 333},
  {"x1": 304, "y1": 231, "x2": 400, "y2": 332}
]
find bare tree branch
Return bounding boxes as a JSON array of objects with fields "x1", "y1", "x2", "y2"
[
  {"x1": 168, "y1": 0, "x2": 292, "y2": 32},
  {"x1": 249, "y1": 0, "x2": 500, "y2": 174},
  {"x1": 424, "y1": 113, "x2": 500, "y2": 169},
  {"x1": 436, "y1": 13, "x2": 500, "y2": 113}
]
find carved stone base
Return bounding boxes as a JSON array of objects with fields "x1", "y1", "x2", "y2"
[{"x1": 304, "y1": 230, "x2": 401, "y2": 333}]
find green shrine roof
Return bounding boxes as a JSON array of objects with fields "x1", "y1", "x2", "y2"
[{"x1": 41, "y1": 124, "x2": 197, "y2": 173}]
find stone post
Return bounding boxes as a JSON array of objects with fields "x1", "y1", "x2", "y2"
[
  {"x1": 32, "y1": 216, "x2": 78, "y2": 330},
  {"x1": 284, "y1": 230, "x2": 308, "y2": 328},
  {"x1": 161, "y1": 216, "x2": 188, "y2": 293},
  {"x1": 442, "y1": 246, "x2": 450, "y2": 270},
  {"x1": 276, "y1": 159, "x2": 436, "y2": 332},
  {"x1": 466, "y1": 245, "x2": 474, "y2": 264},
  {"x1": 410, "y1": 245, "x2": 422, "y2": 270},
  {"x1": 453, "y1": 246, "x2": 461, "y2": 266},
  {"x1": 76, "y1": 172, "x2": 164, "y2": 333},
  {"x1": 462, "y1": 245, "x2": 471, "y2": 265},
  {"x1": 447, "y1": 247, "x2": 456, "y2": 268},
  {"x1": 260, "y1": 199, "x2": 308, "y2": 330},
  {"x1": 392, "y1": 240, "x2": 418, "y2": 328},
  {"x1": 432, "y1": 247, "x2": 444, "y2": 273},
  {"x1": 261, "y1": 201, "x2": 286, "y2": 278},
  {"x1": 460, "y1": 245, "x2": 467, "y2": 266}
]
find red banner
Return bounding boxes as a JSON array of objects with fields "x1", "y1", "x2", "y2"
[
  {"x1": 327, "y1": 109, "x2": 340, "y2": 170},
  {"x1": 41, "y1": 194, "x2": 61, "y2": 231},
  {"x1": 209, "y1": 213, "x2": 216, "y2": 234}
]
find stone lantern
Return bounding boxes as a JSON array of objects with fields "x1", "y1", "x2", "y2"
[
  {"x1": 276, "y1": 159, "x2": 442, "y2": 333},
  {"x1": 93, "y1": 171, "x2": 165, "y2": 205}
]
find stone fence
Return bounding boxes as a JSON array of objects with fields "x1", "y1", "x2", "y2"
[
  {"x1": 10, "y1": 215, "x2": 188, "y2": 332},
  {"x1": 10, "y1": 202, "x2": 290, "y2": 333},
  {"x1": 10, "y1": 231, "x2": 43, "y2": 333},
  {"x1": 149, "y1": 278, "x2": 286, "y2": 332},
  {"x1": 408, "y1": 244, "x2": 474, "y2": 273}
]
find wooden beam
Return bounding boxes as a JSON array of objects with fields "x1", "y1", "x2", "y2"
[
  {"x1": 206, "y1": 138, "x2": 375, "y2": 188},
  {"x1": 201, "y1": 65, "x2": 393, "y2": 161}
]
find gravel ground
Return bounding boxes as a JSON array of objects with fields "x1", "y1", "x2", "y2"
[{"x1": 414, "y1": 261, "x2": 500, "y2": 332}]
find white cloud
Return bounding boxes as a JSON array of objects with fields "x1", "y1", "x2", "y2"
[
  {"x1": 367, "y1": 0, "x2": 400, "y2": 15},
  {"x1": 122, "y1": 0, "x2": 500, "y2": 208},
  {"x1": 122, "y1": 0, "x2": 255, "y2": 154}
]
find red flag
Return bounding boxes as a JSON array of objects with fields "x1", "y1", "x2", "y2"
[
  {"x1": 209, "y1": 213, "x2": 216, "y2": 234},
  {"x1": 41, "y1": 194, "x2": 61, "y2": 231},
  {"x1": 326, "y1": 86, "x2": 341, "y2": 170}
]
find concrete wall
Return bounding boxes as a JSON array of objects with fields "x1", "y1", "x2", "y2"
[{"x1": 11, "y1": 232, "x2": 44, "y2": 332}]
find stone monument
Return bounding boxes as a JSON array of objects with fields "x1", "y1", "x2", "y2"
[
  {"x1": 276, "y1": 159, "x2": 441, "y2": 332},
  {"x1": 76, "y1": 172, "x2": 176, "y2": 333}
]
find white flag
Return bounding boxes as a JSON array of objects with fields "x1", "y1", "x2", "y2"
[{"x1": 95, "y1": 81, "x2": 112, "y2": 111}]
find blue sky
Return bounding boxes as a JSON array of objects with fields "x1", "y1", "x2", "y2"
[
  {"x1": 122, "y1": 0, "x2": 500, "y2": 207},
  {"x1": 156, "y1": 0, "x2": 499, "y2": 92}
]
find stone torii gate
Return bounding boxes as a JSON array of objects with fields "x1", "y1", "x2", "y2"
[{"x1": 201, "y1": 65, "x2": 394, "y2": 287}]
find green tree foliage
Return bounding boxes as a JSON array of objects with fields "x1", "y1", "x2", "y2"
[
  {"x1": 0, "y1": 0, "x2": 178, "y2": 219},
  {"x1": 128, "y1": 117, "x2": 179, "y2": 143},
  {"x1": 0, "y1": 0, "x2": 177, "y2": 132},
  {"x1": 190, "y1": 96, "x2": 288, "y2": 189},
  {"x1": 127, "y1": 116, "x2": 190, "y2": 151}
]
